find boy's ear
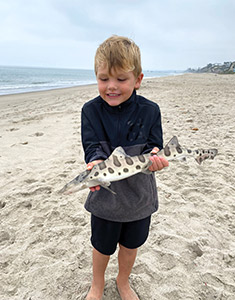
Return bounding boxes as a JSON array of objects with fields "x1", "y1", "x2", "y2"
[{"x1": 135, "y1": 73, "x2": 144, "y2": 90}]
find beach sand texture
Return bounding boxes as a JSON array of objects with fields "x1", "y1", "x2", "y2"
[{"x1": 0, "y1": 74, "x2": 234, "y2": 300}]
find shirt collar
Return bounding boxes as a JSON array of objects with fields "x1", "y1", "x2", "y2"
[{"x1": 101, "y1": 90, "x2": 136, "y2": 113}]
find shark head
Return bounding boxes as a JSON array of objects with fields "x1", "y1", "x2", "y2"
[{"x1": 59, "y1": 170, "x2": 91, "y2": 194}]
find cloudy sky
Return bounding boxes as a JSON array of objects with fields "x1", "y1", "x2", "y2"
[{"x1": 0, "y1": 0, "x2": 234, "y2": 70}]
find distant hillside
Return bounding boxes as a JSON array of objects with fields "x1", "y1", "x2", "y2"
[{"x1": 187, "y1": 61, "x2": 235, "y2": 74}]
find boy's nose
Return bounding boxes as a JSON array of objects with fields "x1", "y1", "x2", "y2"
[{"x1": 107, "y1": 80, "x2": 117, "y2": 90}]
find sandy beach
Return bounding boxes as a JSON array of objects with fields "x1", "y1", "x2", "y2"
[{"x1": 0, "y1": 73, "x2": 235, "y2": 300}]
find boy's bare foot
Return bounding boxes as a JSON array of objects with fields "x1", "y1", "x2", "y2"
[
  {"x1": 85, "y1": 284, "x2": 104, "y2": 300},
  {"x1": 116, "y1": 279, "x2": 139, "y2": 300}
]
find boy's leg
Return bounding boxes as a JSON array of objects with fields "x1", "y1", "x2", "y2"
[
  {"x1": 116, "y1": 245, "x2": 139, "y2": 300},
  {"x1": 116, "y1": 216, "x2": 151, "y2": 299},
  {"x1": 86, "y1": 247, "x2": 110, "y2": 300}
]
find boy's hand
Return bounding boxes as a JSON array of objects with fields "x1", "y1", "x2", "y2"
[
  {"x1": 87, "y1": 160, "x2": 103, "y2": 192},
  {"x1": 149, "y1": 147, "x2": 169, "y2": 171}
]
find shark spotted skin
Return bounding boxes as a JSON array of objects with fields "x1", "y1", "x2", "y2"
[
  {"x1": 59, "y1": 136, "x2": 218, "y2": 195},
  {"x1": 156, "y1": 136, "x2": 218, "y2": 165}
]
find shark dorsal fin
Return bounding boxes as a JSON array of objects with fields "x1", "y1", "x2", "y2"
[
  {"x1": 111, "y1": 146, "x2": 129, "y2": 158},
  {"x1": 166, "y1": 136, "x2": 181, "y2": 148},
  {"x1": 163, "y1": 136, "x2": 183, "y2": 156}
]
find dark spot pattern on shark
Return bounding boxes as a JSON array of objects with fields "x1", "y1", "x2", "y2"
[
  {"x1": 99, "y1": 162, "x2": 107, "y2": 170},
  {"x1": 108, "y1": 167, "x2": 115, "y2": 174},
  {"x1": 125, "y1": 157, "x2": 134, "y2": 165},
  {"x1": 138, "y1": 155, "x2": 146, "y2": 163},
  {"x1": 164, "y1": 145, "x2": 171, "y2": 156},
  {"x1": 176, "y1": 145, "x2": 183, "y2": 154},
  {"x1": 113, "y1": 155, "x2": 121, "y2": 167}
]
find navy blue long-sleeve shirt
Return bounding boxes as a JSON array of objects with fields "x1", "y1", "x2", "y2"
[{"x1": 81, "y1": 90, "x2": 163, "y2": 222}]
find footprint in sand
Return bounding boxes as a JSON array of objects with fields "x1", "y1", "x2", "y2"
[
  {"x1": 9, "y1": 128, "x2": 20, "y2": 132},
  {"x1": 24, "y1": 179, "x2": 37, "y2": 184},
  {"x1": 0, "y1": 230, "x2": 11, "y2": 244},
  {"x1": 0, "y1": 201, "x2": 6, "y2": 209},
  {"x1": 188, "y1": 241, "x2": 204, "y2": 258},
  {"x1": 34, "y1": 132, "x2": 44, "y2": 137},
  {"x1": 28, "y1": 132, "x2": 44, "y2": 137}
]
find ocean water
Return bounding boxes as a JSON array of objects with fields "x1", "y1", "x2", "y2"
[{"x1": 0, "y1": 66, "x2": 182, "y2": 96}]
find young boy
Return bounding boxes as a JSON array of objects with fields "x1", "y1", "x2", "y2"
[{"x1": 82, "y1": 35, "x2": 169, "y2": 300}]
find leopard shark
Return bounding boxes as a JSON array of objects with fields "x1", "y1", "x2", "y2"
[{"x1": 59, "y1": 136, "x2": 218, "y2": 195}]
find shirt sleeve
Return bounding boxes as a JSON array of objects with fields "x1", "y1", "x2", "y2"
[
  {"x1": 142, "y1": 104, "x2": 163, "y2": 153},
  {"x1": 81, "y1": 107, "x2": 108, "y2": 163}
]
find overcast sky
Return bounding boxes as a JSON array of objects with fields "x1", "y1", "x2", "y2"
[{"x1": 0, "y1": 0, "x2": 234, "y2": 70}]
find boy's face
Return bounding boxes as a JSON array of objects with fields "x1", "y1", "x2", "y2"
[{"x1": 96, "y1": 65, "x2": 143, "y2": 106}]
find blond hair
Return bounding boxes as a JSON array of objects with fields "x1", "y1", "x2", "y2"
[{"x1": 94, "y1": 35, "x2": 142, "y2": 78}]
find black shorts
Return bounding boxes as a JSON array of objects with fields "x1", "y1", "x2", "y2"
[{"x1": 91, "y1": 214, "x2": 151, "y2": 255}]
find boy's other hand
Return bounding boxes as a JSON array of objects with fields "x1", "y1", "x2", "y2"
[
  {"x1": 149, "y1": 147, "x2": 169, "y2": 171},
  {"x1": 87, "y1": 160, "x2": 104, "y2": 192}
]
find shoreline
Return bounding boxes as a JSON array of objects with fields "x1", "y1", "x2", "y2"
[
  {"x1": 0, "y1": 83, "x2": 97, "y2": 98},
  {"x1": 0, "y1": 73, "x2": 186, "y2": 107},
  {"x1": 0, "y1": 71, "x2": 184, "y2": 98},
  {"x1": 0, "y1": 81, "x2": 98, "y2": 97},
  {"x1": 0, "y1": 73, "x2": 184, "y2": 108},
  {"x1": 1, "y1": 73, "x2": 234, "y2": 300},
  {"x1": 0, "y1": 83, "x2": 98, "y2": 109}
]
